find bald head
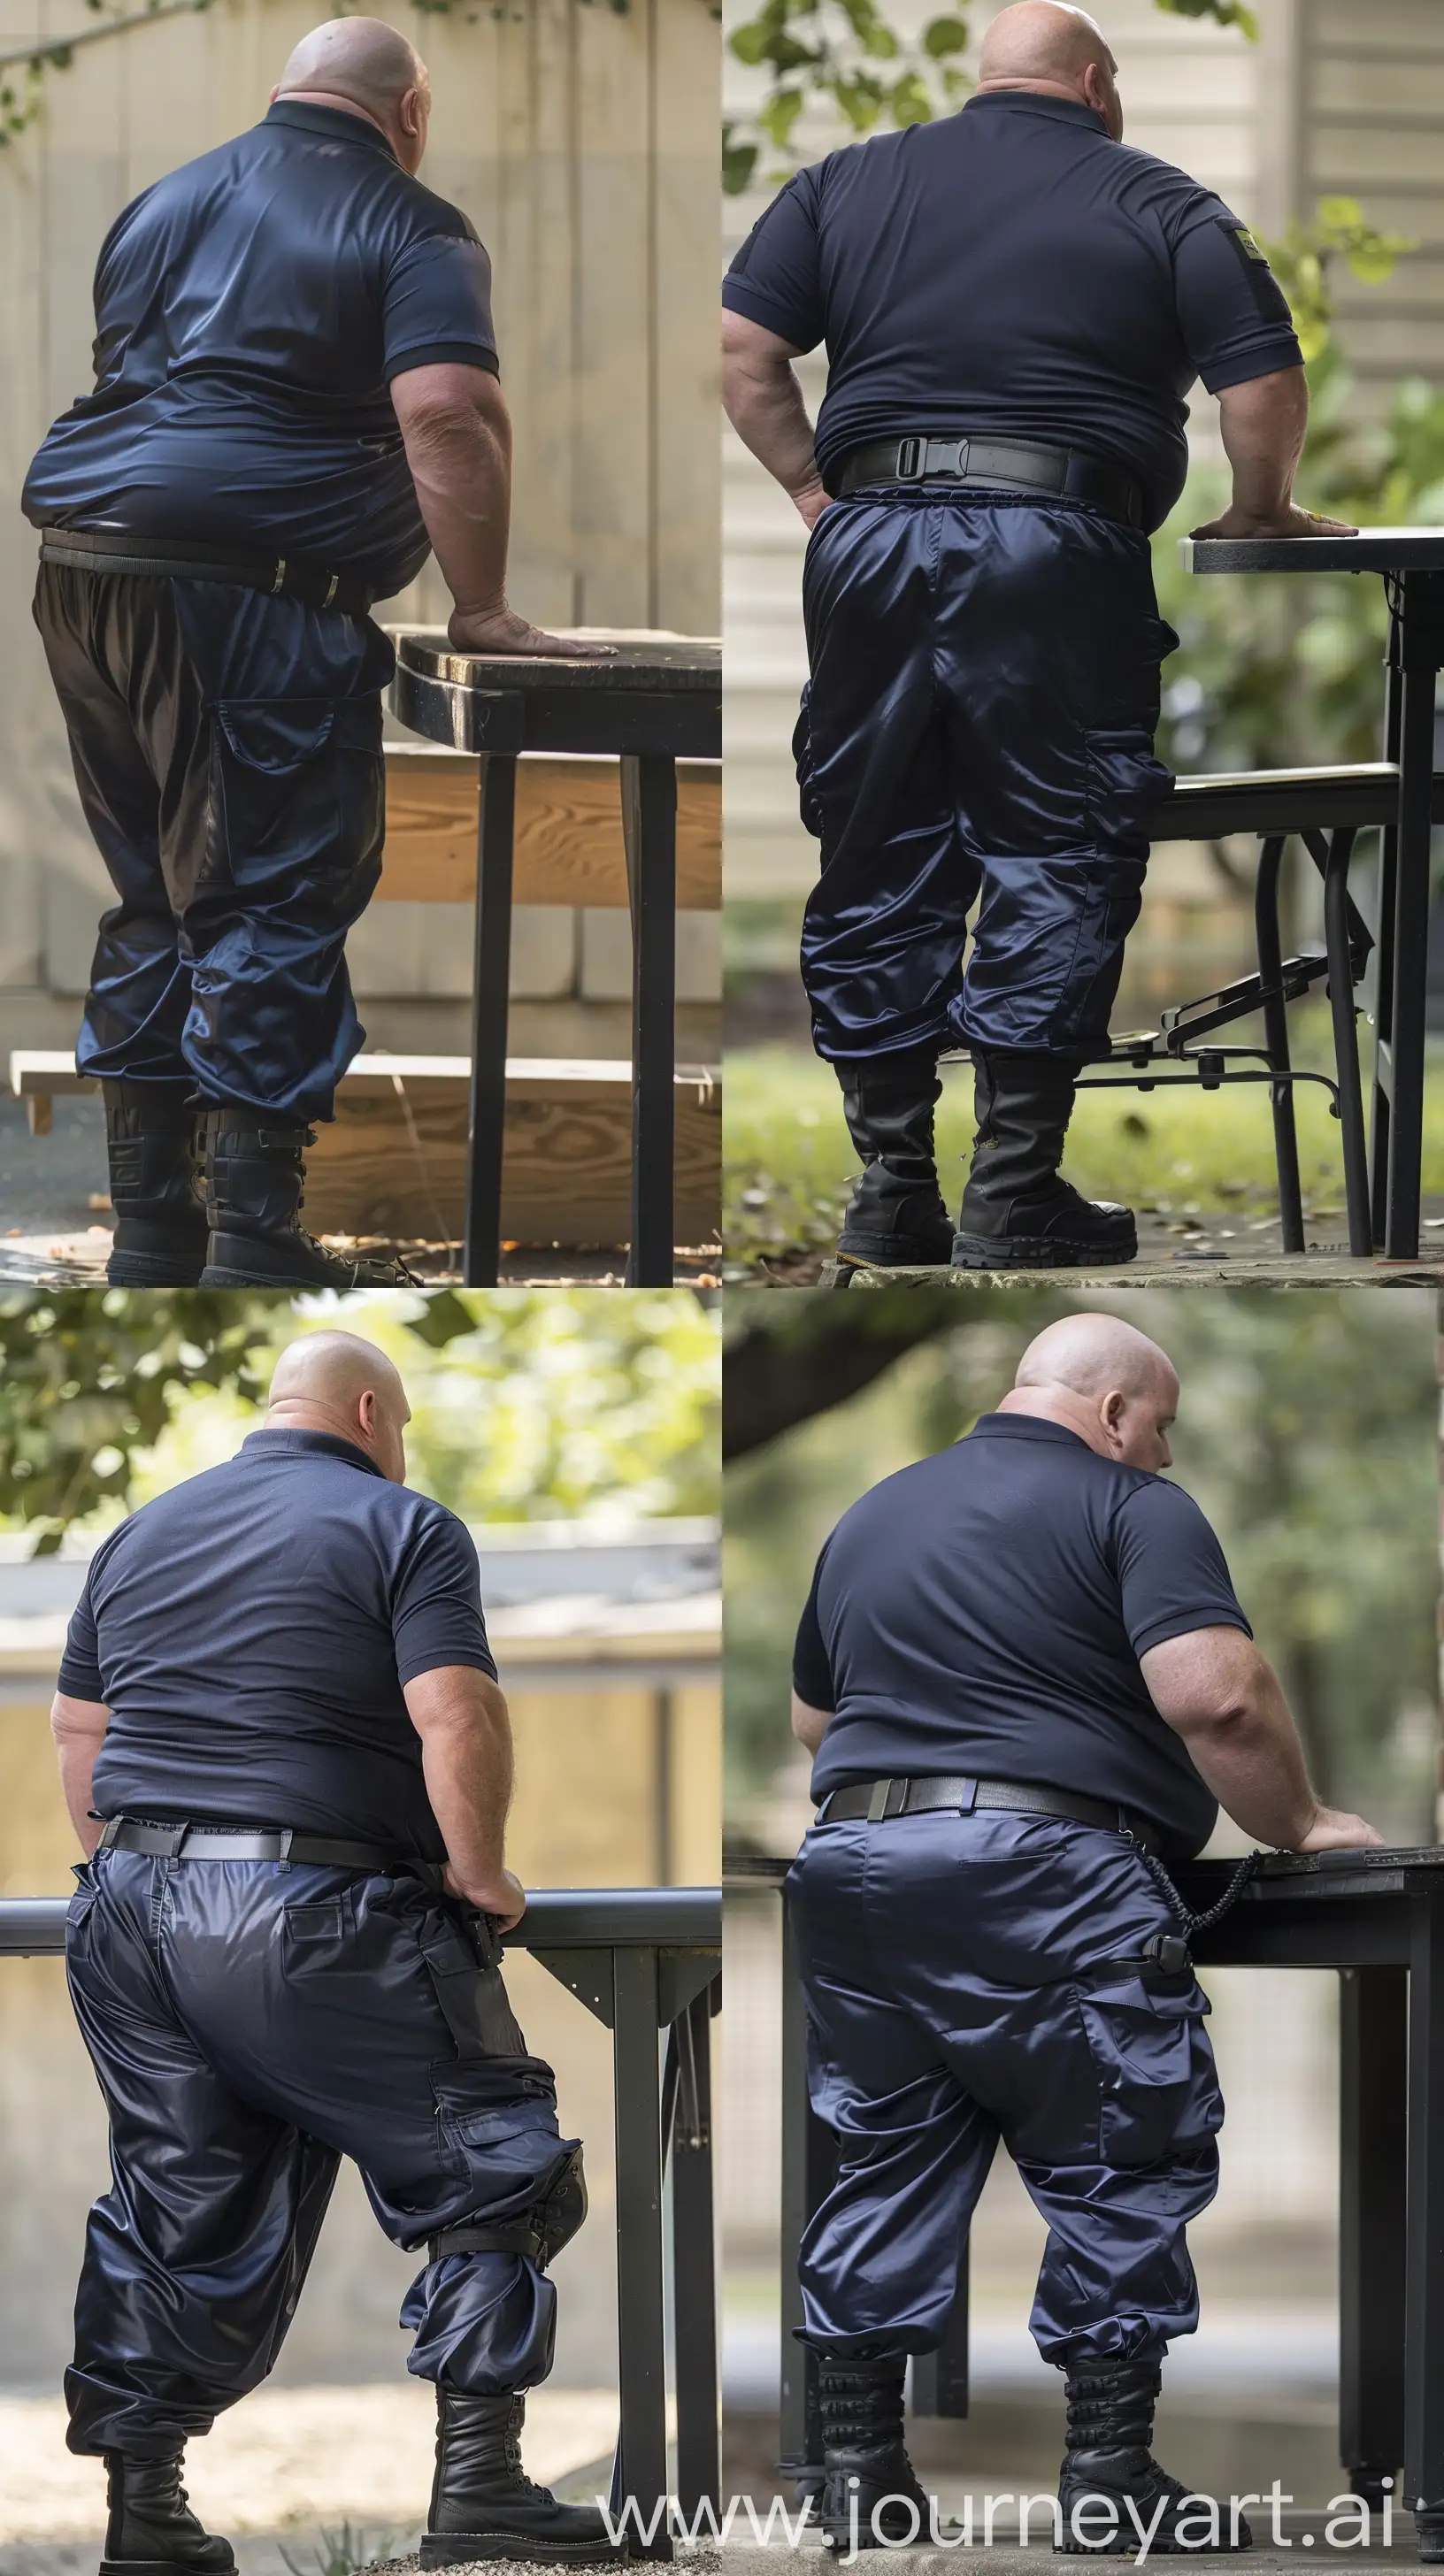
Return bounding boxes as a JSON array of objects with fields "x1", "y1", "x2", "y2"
[
  {"x1": 273, "y1": 19, "x2": 431, "y2": 173},
  {"x1": 267, "y1": 1330, "x2": 411, "y2": 1482},
  {"x1": 1000, "y1": 1312, "x2": 1178, "y2": 1472},
  {"x1": 978, "y1": 2, "x2": 1122, "y2": 138}
]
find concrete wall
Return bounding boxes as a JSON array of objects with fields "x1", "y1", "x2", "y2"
[{"x1": 0, "y1": 0, "x2": 721, "y2": 1053}]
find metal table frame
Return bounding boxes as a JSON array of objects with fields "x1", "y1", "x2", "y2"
[
  {"x1": 388, "y1": 634, "x2": 721, "y2": 1288},
  {"x1": 0, "y1": 1883, "x2": 721, "y2": 2564},
  {"x1": 736, "y1": 1845, "x2": 1444, "y2": 2530},
  {"x1": 1184, "y1": 530, "x2": 1444, "y2": 1261}
]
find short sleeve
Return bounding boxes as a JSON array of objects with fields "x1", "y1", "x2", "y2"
[
  {"x1": 382, "y1": 227, "x2": 500, "y2": 383},
  {"x1": 1113, "y1": 1480, "x2": 1254, "y2": 1661},
  {"x1": 1170, "y1": 196, "x2": 1302, "y2": 394},
  {"x1": 57, "y1": 1570, "x2": 105, "y2": 1703},
  {"x1": 723, "y1": 172, "x2": 826, "y2": 351},
  {"x1": 392, "y1": 1510, "x2": 498, "y2": 1686},
  {"x1": 792, "y1": 1551, "x2": 836, "y2": 1711}
]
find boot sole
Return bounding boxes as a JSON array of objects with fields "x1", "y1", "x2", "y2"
[
  {"x1": 199, "y1": 1264, "x2": 351, "y2": 1290},
  {"x1": 106, "y1": 1257, "x2": 207, "y2": 1288},
  {"x1": 836, "y1": 1242, "x2": 954, "y2": 1270},
  {"x1": 419, "y1": 2537, "x2": 627, "y2": 2567},
  {"x1": 951, "y1": 1231, "x2": 1137, "y2": 1272},
  {"x1": 99, "y1": 2558, "x2": 234, "y2": 2576}
]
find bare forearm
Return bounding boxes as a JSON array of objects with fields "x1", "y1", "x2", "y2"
[
  {"x1": 723, "y1": 357, "x2": 829, "y2": 525},
  {"x1": 421, "y1": 1709, "x2": 513, "y2": 1890},
  {"x1": 1217, "y1": 369, "x2": 1308, "y2": 525},
  {"x1": 1179, "y1": 1686, "x2": 1317, "y2": 1846},
  {"x1": 402, "y1": 403, "x2": 512, "y2": 617}
]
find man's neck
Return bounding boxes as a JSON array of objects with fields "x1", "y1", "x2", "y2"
[
  {"x1": 995, "y1": 1384, "x2": 1109, "y2": 1456},
  {"x1": 275, "y1": 87, "x2": 389, "y2": 140},
  {"x1": 264, "y1": 1402, "x2": 372, "y2": 1457}
]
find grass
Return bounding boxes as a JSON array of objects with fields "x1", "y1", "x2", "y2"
[{"x1": 723, "y1": 1015, "x2": 1444, "y2": 1271}]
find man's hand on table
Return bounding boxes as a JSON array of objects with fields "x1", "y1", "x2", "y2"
[
  {"x1": 448, "y1": 602, "x2": 618, "y2": 660},
  {"x1": 443, "y1": 1859, "x2": 526, "y2": 1932},
  {"x1": 1189, "y1": 501, "x2": 1359, "y2": 541},
  {"x1": 1289, "y1": 1806, "x2": 1386, "y2": 1855}
]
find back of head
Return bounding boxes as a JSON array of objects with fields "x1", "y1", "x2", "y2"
[
  {"x1": 274, "y1": 17, "x2": 426, "y2": 119},
  {"x1": 268, "y1": 1329, "x2": 405, "y2": 1422},
  {"x1": 978, "y1": 0, "x2": 1110, "y2": 86},
  {"x1": 1013, "y1": 1312, "x2": 1172, "y2": 1407}
]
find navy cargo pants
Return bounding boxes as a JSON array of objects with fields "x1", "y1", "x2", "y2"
[
  {"x1": 64, "y1": 1851, "x2": 573, "y2": 2457},
  {"x1": 795, "y1": 494, "x2": 1176, "y2": 1063},
  {"x1": 34, "y1": 563, "x2": 392, "y2": 1122},
  {"x1": 788, "y1": 1809, "x2": 1222, "y2": 2368}
]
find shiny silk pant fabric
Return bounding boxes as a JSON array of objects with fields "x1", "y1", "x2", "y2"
[
  {"x1": 787, "y1": 1810, "x2": 1222, "y2": 2370},
  {"x1": 795, "y1": 494, "x2": 1176, "y2": 1062},
  {"x1": 63, "y1": 1852, "x2": 571, "y2": 2455},
  {"x1": 34, "y1": 564, "x2": 394, "y2": 1122}
]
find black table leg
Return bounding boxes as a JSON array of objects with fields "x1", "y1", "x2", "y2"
[
  {"x1": 611, "y1": 1945, "x2": 671, "y2": 2558},
  {"x1": 1254, "y1": 834, "x2": 1305, "y2": 1254},
  {"x1": 1370, "y1": 631, "x2": 1403, "y2": 1249},
  {"x1": 1405, "y1": 1896, "x2": 1444, "y2": 2542},
  {"x1": 1383, "y1": 606, "x2": 1438, "y2": 1259},
  {"x1": 621, "y1": 755, "x2": 678, "y2": 1287},
  {"x1": 1319, "y1": 829, "x2": 1372, "y2": 1257},
  {"x1": 669, "y1": 1984, "x2": 719, "y2": 2519},
  {"x1": 1339, "y1": 1966, "x2": 1406, "y2": 2503},
  {"x1": 780, "y1": 1891, "x2": 837, "y2": 2490},
  {"x1": 464, "y1": 750, "x2": 517, "y2": 1288}
]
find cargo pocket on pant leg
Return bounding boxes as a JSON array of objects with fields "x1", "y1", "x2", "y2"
[
  {"x1": 1075, "y1": 1966, "x2": 1223, "y2": 2170},
  {"x1": 202, "y1": 697, "x2": 384, "y2": 921},
  {"x1": 794, "y1": 683, "x2": 824, "y2": 840},
  {"x1": 420, "y1": 1928, "x2": 542, "y2": 2067},
  {"x1": 1061, "y1": 726, "x2": 1174, "y2": 1048}
]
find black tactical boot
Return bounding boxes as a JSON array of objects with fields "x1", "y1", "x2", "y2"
[
  {"x1": 952, "y1": 1048, "x2": 1135, "y2": 1269},
  {"x1": 103, "y1": 1081, "x2": 209, "y2": 1287},
  {"x1": 1057, "y1": 2358, "x2": 1252, "y2": 2554},
  {"x1": 818, "y1": 2355, "x2": 949, "y2": 2551},
  {"x1": 197, "y1": 1108, "x2": 412, "y2": 1288},
  {"x1": 100, "y1": 2448, "x2": 235, "y2": 2576},
  {"x1": 419, "y1": 2389, "x2": 626, "y2": 2565},
  {"x1": 1416, "y1": 2504, "x2": 1444, "y2": 2563},
  {"x1": 835, "y1": 1047, "x2": 953, "y2": 1269}
]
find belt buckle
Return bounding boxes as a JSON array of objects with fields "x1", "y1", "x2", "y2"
[
  {"x1": 159, "y1": 1819, "x2": 191, "y2": 1859},
  {"x1": 271, "y1": 556, "x2": 288, "y2": 595},
  {"x1": 895, "y1": 437, "x2": 924, "y2": 482},
  {"x1": 867, "y1": 1778, "x2": 909, "y2": 1821},
  {"x1": 951, "y1": 437, "x2": 971, "y2": 480}
]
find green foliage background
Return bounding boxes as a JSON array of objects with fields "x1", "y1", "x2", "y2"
[
  {"x1": 0, "y1": 1288, "x2": 720, "y2": 1546},
  {"x1": 724, "y1": 1291, "x2": 1440, "y2": 1848}
]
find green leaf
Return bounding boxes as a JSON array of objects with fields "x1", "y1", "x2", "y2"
[
  {"x1": 920, "y1": 15, "x2": 968, "y2": 55},
  {"x1": 758, "y1": 83, "x2": 806, "y2": 145},
  {"x1": 723, "y1": 131, "x2": 759, "y2": 194},
  {"x1": 830, "y1": 70, "x2": 885, "y2": 128},
  {"x1": 889, "y1": 68, "x2": 933, "y2": 124}
]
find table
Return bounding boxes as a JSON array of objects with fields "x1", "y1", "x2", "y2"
[
  {"x1": 1183, "y1": 531, "x2": 1444, "y2": 1261},
  {"x1": 388, "y1": 631, "x2": 721, "y2": 1285},
  {"x1": 734, "y1": 1844, "x2": 1444, "y2": 2545}
]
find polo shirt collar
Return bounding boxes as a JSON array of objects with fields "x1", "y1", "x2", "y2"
[
  {"x1": 963, "y1": 89, "x2": 1110, "y2": 139},
  {"x1": 263, "y1": 98, "x2": 399, "y2": 163},
  {"x1": 966, "y1": 1411, "x2": 1095, "y2": 1452},
  {"x1": 240, "y1": 1426, "x2": 386, "y2": 1479}
]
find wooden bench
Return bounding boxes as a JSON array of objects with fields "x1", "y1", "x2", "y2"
[{"x1": 13, "y1": 743, "x2": 723, "y2": 1255}]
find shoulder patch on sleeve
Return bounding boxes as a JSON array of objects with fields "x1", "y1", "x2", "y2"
[{"x1": 1222, "y1": 218, "x2": 1270, "y2": 268}]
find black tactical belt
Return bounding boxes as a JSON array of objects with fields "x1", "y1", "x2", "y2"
[
  {"x1": 97, "y1": 1817, "x2": 405, "y2": 1867},
  {"x1": 39, "y1": 525, "x2": 373, "y2": 617},
  {"x1": 835, "y1": 434, "x2": 1146, "y2": 528},
  {"x1": 816, "y1": 1774, "x2": 1161, "y2": 1852}
]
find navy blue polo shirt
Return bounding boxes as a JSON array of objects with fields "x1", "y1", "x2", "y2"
[
  {"x1": 58, "y1": 1428, "x2": 497, "y2": 1856},
  {"x1": 22, "y1": 101, "x2": 499, "y2": 601},
  {"x1": 723, "y1": 92, "x2": 1302, "y2": 526},
  {"x1": 793, "y1": 1414, "x2": 1251, "y2": 1856}
]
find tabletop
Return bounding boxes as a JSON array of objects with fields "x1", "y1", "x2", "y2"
[
  {"x1": 1182, "y1": 528, "x2": 1444, "y2": 575},
  {"x1": 391, "y1": 627, "x2": 722, "y2": 694}
]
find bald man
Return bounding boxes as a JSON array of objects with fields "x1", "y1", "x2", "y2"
[
  {"x1": 723, "y1": 2, "x2": 1353, "y2": 1276},
  {"x1": 50, "y1": 1333, "x2": 617, "y2": 2570},
  {"x1": 786, "y1": 1314, "x2": 1379, "y2": 2550},
  {"x1": 23, "y1": 22, "x2": 603, "y2": 1291}
]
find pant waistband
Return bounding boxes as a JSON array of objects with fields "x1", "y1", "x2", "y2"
[
  {"x1": 834, "y1": 434, "x2": 1146, "y2": 528},
  {"x1": 815, "y1": 1775, "x2": 1161, "y2": 1852},
  {"x1": 39, "y1": 526, "x2": 373, "y2": 617},
  {"x1": 97, "y1": 1817, "x2": 408, "y2": 1867}
]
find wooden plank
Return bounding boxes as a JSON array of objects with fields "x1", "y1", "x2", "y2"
[
  {"x1": 303, "y1": 1071, "x2": 720, "y2": 1247},
  {"x1": 379, "y1": 749, "x2": 720, "y2": 908},
  {"x1": 10, "y1": 1049, "x2": 720, "y2": 1246}
]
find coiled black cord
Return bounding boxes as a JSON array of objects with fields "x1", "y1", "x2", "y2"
[{"x1": 1123, "y1": 1836, "x2": 1265, "y2": 1941}]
